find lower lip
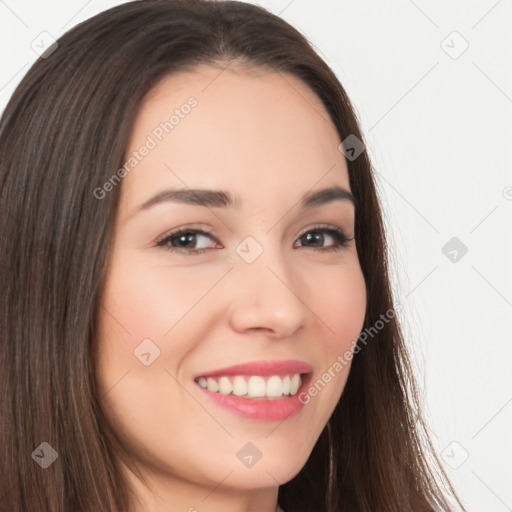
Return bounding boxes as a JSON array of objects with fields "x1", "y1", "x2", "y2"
[{"x1": 195, "y1": 374, "x2": 312, "y2": 421}]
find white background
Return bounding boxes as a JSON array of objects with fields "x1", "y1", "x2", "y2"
[{"x1": 1, "y1": 1, "x2": 511, "y2": 510}]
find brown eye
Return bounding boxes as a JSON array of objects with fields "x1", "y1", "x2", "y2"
[
  {"x1": 295, "y1": 227, "x2": 352, "y2": 251},
  {"x1": 156, "y1": 229, "x2": 218, "y2": 254}
]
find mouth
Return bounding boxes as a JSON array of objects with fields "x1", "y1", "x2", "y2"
[
  {"x1": 193, "y1": 359, "x2": 313, "y2": 400},
  {"x1": 194, "y1": 372, "x2": 311, "y2": 400},
  {"x1": 193, "y1": 370, "x2": 313, "y2": 421},
  {"x1": 192, "y1": 360, "x2": 313, "y2": 420}
]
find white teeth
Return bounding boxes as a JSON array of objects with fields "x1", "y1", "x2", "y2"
[
  {"x1": 290, "y1": 374, "x2": 301, "y2": 395},
  {"x1": 247, "y1": 376, "x2": 266, "y2": 398},
  {"x1": 196, "y1": 373, "x2": 304, "y2": 399},
  {"x1": 282, "y1": 375, "x2": 291, "y2": 395},
  {"x1": 266, "y1": 375, "x2": 283, "y2": 397},
  {"x1": 206, "y1": 377, "x2": 219, "y2": 392},
  {"x1": 232, "y1": 375, "x2": 248, "y2": 396},
  {"x1": 218, "y1": 376, "x2": 233, "y2": 395}
]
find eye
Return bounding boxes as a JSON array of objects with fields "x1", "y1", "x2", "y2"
[
  {"x1": 155, "y1": 228, "x2": 218, "y2": 255},
  {"x1": 294, "y1": 226, "x2": 353, "y2": 252}
]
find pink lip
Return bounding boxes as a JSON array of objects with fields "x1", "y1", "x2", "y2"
[
  {"x1": 193, "y1": 360, "x2": 313, "y2": 421},
  {"x1": 193, "y1": 359, "x2": 313, "y2": 379}
]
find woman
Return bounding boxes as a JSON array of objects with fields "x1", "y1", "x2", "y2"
[{"x1": 0, "y1": 1, "x2": 465, "y2": 511}]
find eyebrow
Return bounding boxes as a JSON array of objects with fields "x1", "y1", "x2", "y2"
[{"x1": 129, "y1": 185, "x2": 357, "y2": 219}]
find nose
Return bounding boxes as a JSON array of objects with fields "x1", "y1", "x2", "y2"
[{"x1": 226, "y1": 242, "x2": 307, "y2": 338}]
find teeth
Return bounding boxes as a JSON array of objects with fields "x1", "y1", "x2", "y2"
[
  {"x1": 282, "y1": 375, "x2": 291, "y2": 395},
  {"x1": 232, "y1": 376, "x2": 248, "y2": 396},
  {"x1": 247, "y1": 376, "x2": 266, "y2": 398},
  {"x1": 218, "y1": 376, "x2": 232, "y2": 395},
  {"x1": 206, "y1": 377, "x2": 218, "y2": 392},
  {"x1": 266, "y1": 376, "x2": 283, "y2": 397},
  {"x1": 196, "y1": 373, "x2": 303, "y2": 399},
  {"x1": 290, "y1": 373, "x2": 301, "y2": 395}
]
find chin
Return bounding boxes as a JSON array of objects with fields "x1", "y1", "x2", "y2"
[{"x1": 213, "y1": 460, "x2": 305, "y2": 490}]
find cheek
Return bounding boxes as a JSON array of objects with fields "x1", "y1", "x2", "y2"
[
  {"x1": 295, "y1": 260, "x2": 366, "y2": 411},
  {"x1": 93, "y1": 254, "x2": 190, "y2": 400},
  {"x1": 98, "y1": 251, "x2": 220, "y2": 344},
  {"x1": 311, "y1": 260, "x2": 367, "y2": 354}
]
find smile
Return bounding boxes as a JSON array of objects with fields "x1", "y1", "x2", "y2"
[{"x1": 194, "y1": 373, "x2": 303, "y2": 400}]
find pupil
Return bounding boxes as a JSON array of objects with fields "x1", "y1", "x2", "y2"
[
  {"x1": 176, "y1": 234, "x2": 194, "y2": 247},
  {"x1": 306, "y1": 232, "x2": 322, "y2": 246}
]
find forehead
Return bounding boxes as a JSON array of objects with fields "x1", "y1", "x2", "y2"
[{"x1": 119, "y1": 64, "x2": 350, "y2": 216}]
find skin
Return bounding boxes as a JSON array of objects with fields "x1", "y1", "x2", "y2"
[{"x1": 95, "y1": 63, "x2": 367, "y2": 512}]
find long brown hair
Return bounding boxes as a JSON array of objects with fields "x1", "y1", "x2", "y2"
[{"x1": 0, "y1": 1, "x2": 464, "y2": 510}]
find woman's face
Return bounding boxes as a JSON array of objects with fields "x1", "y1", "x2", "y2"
[{"x1": 95, "y1": 64, "x2": 367, "y2": 510}]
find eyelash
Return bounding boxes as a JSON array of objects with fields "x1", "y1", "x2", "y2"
[{"x1": 155, "y1": 225, "x2": 354, "y2": 255}]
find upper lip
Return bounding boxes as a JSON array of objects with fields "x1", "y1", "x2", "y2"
[{"x1": 194, "y1": 360, "x2": 313, "y2": 379}]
